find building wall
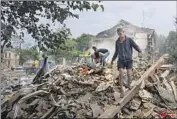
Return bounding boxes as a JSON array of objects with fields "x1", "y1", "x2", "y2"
[
  {"x1": 3, "y1": 51, "x2": 19, "y2": 68},
  {"x1": 92, "y1": 37, "x2": 116, "y2": 62},
  {"x1": 133, "y1": 32, "x2": 148, "y2": 57},
  {"x1": 134, "y1": 32, "x2": 148, "y2": 50}
]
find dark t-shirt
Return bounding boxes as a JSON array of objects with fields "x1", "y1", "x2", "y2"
[
  {"x1": 112, "y1": 36, "x2": 141, "y2": 62},
  {"x1": 96, "y1": 48, "x2": 108, "y2": 54}
]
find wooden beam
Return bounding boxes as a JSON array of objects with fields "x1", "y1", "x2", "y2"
[
  {"x1": 170, "y1": 81, "x2": 177, "y2": 101},
  {"x1": 18, "y1": 90, "x2": 49, "y2": 104},
  {"x1": 99, "y1": 54, "x2": 169, "y2": 118},
  {"x1": 169, "y1": 76, "x2": 177, "y2": 82},
  {"x1": 160, "y1": 70, "x2": 170, "y2": 79}
]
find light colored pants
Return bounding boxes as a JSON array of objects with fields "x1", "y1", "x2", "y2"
[{"x1": 101, "y1": 51, "x2": 110, "y2": 66}]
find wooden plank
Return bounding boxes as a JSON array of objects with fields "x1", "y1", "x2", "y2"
[
  {"x1": 41, "y1": 107, "x2": 56, "y2": 119},
  {"x1": 160, "y1": 70, "x2": 170, "y2": 79},
  {"x1": 99, "y1": 54, "x2": 169, "y2": 118},
  {"x1": 169, "y1": 76, "x2": 177, "y2": 82},
  {"x1": 99, "y1": 85, "x2": 141, "y2": 118},
  {"x1": 154, "y1": 75, "x2": 160, "y2": 82},
  {"x1": 160, "y1": 64, "x2": 173, "y2": 70},
  {"x1": 18, "y1": 90, "x2": 49, "y2": 104},
  {"x1": 149, "y1": 75, "x2": 157, "y2": 82},
  {"x1": 170, "y1": 81, "x2": 177, "y2": 101},
  {"x1": 117, "y1": 84, "x2": 141, "y2": 105}
]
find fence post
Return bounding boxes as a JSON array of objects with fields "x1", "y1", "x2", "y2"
[{"x1": 63, "y1": 58, "x2": 66, "y2": 66}]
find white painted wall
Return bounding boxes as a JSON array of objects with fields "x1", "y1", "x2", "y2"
[
  {"x1": 133, "y1": 32, "x2": 148, "y2": 57},
  {"x1": 3, "y1": 51, "x2": 20, "y2": 67},
  {"x1": 92, "y1": 37, "x2": 117, "y2": 62},
  {"x1": 134, "y1": 33, "x2": 148, "y2": 50}
]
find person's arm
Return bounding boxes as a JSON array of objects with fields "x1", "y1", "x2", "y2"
[
  {"x1": 130, "y1": 38, "x2": 142, "y2": 53},
  {"x1": 111, "y1": 41, "x2": 118, "y2": 63},
  {"x1": 91, "y1": 54, "x2": 94, "y2": 63},
  {"x1": 99, "y1": 52, "x2": 104, "y2": 66}
]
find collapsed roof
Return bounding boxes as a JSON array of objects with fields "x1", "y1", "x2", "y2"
[{"x1": 95, "y1": 19, "x2": 155, "y2": 38}]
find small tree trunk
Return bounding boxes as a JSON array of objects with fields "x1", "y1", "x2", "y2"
[{"x1": 1, "y1": 45, "x2": 4, "y2": 63}]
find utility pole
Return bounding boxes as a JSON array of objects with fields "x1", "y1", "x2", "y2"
[
  {"x1": 176, "y1": 1, "x2": 177, "y2": 32},
  {"x1": 0, "y1": 31, "x2": 1, "y2": 64}
]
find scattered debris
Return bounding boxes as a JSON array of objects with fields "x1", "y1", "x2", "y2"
[{"x1": 1, "y1": 54, "x2": 177, "y2": 119}]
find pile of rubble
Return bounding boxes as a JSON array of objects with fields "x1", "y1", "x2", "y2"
[
  {"x1": 1, "y1": 55, "x2": 177, "y2": 119},
  {"x1": 119, "y1": 65, "x2": 177, "y2": 118},
  {"x1": 1, "y1": 70, "x2": 34, "y2": 96}
]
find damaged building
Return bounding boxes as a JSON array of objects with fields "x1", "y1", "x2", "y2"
[
  {"x1": 92, "y1": 19, "x2": 158, "y2": 63},
  {"x1": 3, "y1": 48, "x2": 20, "y2": 68}
]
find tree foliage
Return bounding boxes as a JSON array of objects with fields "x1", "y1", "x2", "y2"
[
  {"x1": 156, "y1": 34, "x2": 166, "y2": 55},
  {"x1": 47, "y1": 38, "x2": 80, "y2": 63},
  {"x1": 74, "y1": 33, "x2": 94, "y2": 52},
  {"x1": 157, "y1": 18, "x2": 177, "y2": 64},
  {"x1": 166, "y1": 31, "x2": 177, "y2": 63},
  {"x1": 1, "y1": 1, "x2": 103, "y2": 53},
  {"x1": 157, "y1": 31, "x2": 177, "y2": 64},
  {"x1": 46, "y1": 33, "x2": 94, "y2": 63},
  {"x1": 1, "y1": 23, "x2": 16, "y2": 50},
  {"x1": 16, "y1": 46, "x2": 40, "y2": 64}
]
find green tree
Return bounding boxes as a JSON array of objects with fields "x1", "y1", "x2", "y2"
[
  {"x1": 47, "y1": 38, "x2": 82, "y2": 62},
  {"x1": 166, "y1": 31, "x2": 177, "y2": 63},
  {"x1": 156, "y1": 34, "x2": 166, "y2": 55},
  {"x1": 1, "y1": 1, "x2": 104, "y2": 55},
  {"x1": 65, "y1": 38, "x2": 82, "y2": 56},
  {"x1": 46, "y1": 33, "x2": 94, "y2": 63},
  {"x1": 16, "y1": 46, "x2": 40, "y2": 64},
  {"x1": 75, "y1": 33, "x2": 94, "y2": 52}
]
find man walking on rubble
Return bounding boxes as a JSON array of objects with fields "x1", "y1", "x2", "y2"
[
  {"x1": 111, "y1": 28, "x2": 142, "y2": 98},
  {"x1": 92, "y1": 46, "x2": 110, "y2": 67}
]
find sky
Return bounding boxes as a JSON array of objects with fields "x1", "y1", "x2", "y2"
[{"x1": 22, "y1": 1, "x2": 176, "y2": 47}]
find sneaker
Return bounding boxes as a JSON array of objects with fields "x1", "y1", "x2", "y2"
[
  {"x1": 124, "y1": 83, "x2": 128, "y2": 88},
  {"x1": 129, "y1": 85, "x2": 133, "y2": 90},
  {"x1": 120, "y1": 93, "x2": 124, "y2": 98},
  {"x1": 125, "y1": 83, "x2": 132, "y2": 90},
  {"x1": 120, "y1": 91, "x2": 124, "y2": 98}
]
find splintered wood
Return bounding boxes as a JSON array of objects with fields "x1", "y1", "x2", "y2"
[
  {"x1": 2, "y1": 54, "x2": 177, "y2": 119},
  {"x1": 99, "y1": 54, "x2": 170, "y2": 118}
]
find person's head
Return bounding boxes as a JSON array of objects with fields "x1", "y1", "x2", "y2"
[
  {"x1": 92, "y1": 46, "x2": 97, "y2": 51},
  {"x1": 117, "y1": 28, "x2": 125, "y2": 39}
]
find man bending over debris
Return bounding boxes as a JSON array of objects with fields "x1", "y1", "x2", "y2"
[
  {"x1": 92, "y1": 46, "x2": 110, "y2": 67},
  {"x1": 111, "y1": 28, "x2": 142, "y2": 98},
  {"x1": 91, "y1": 52, "x2": 104, "y2": 67}
]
